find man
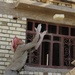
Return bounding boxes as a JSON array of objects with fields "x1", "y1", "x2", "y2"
[{"x1": 4, "y1": 24, "x2": 47, "y2": 75}]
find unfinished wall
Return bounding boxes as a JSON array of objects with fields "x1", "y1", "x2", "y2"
[{"x1": 0, "y1": 14, "x2": 26, "y2": 75}]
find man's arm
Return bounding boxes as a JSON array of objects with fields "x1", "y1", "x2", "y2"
[
  {"x1": 35, "y1": 30, "x2": 47, "y2": 50},
  {"x1": 19, "y1": 24, "x2": 42, "y2": 51}
]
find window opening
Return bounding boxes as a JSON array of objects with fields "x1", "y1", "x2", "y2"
[
  {"x1": 53, "y1": 36, "x2": 61, "y2": 41},
  {"x1": 48, "y1": 24, "x2": 57, "y2": 34},
  {"x1": 64, "y1": 38, "x2": 74, "y2": 66},
  {"x1": 26, "y1": 19, "x2": 75, "y2": 69},
  {"x1": 59, "y1": 26, "x2": 69, "y2": 35},
  {"x1": 44, "y1": 35, "x2": 51, "y2": 40},
  {"x1": 27, "y1": 22, "x2": 33, "y2": 31},
  {"x1": 52, "y1": 43, "x2": 60, "y2": 66},
  {"x1": 71, "y1": 28, "x2": 75, "y2": 36},
  {"x1": 41, "y1": 42, "x2": 50, "y2": 65}
]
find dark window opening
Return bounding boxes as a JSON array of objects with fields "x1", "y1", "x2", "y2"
[
  {"x1": 53, "y1": 36, "x2": 61, "y2": 41},
  {"x1": 31, "y1": 48, "x2": 40, "y2": 64},
  {"x1": 44, "y1": 35, "x2": 51, "y2": 40},
  {"x1": 27, "y1": 22, "x2": 33, "y2": 31},
  {"x1": 52, "y1": 43, "x2": 60, "y2": 66},
  {"x1": 59, "y1": 26, "x2": 69, "y2": 35},
  {"x1": 71, "y1": 28, "x2": 75, "y2": 36},
  {"x1": 41, "y1": 42, "x2": 50, "y2": 65},
  {"x1": 48, "y1": 24, "x2": 57, "y2": 34},
  {"x1": 26, "y1": 33, "x2": 34, "y2": 43},
  {"x1": 41, "y1": 24, "x2": 46, "y2": 32}
]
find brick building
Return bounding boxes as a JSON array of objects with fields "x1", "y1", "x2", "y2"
[{"x1": 0, "y1": 0, "x2": 75, "y2": 75}]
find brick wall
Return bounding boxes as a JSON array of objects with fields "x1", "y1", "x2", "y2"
[{"x1": 0, "y1": 14, "x2": 26, "y2": 75}]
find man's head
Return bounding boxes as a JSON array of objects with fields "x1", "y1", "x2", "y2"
[
  {"x1": 17, "y1": 39, "x2": 24, "y2": 45},
  {"x1": 11, "y1": 36, "x2": 24, "y2": 52}
]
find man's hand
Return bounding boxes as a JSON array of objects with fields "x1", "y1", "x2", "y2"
[
  {"x1": 35, "y1": 30, "x2": 47, "y2": 50},
  {"x1": 40, "y1": 30, "x2": 47, "y2": 38},
  {"x1": 35, "y1": 24, "x2": 42, "y2": 33}
]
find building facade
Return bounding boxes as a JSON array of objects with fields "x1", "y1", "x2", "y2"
[{"x1": 0, "y1": 0, "x2": 75, "y2": 75}]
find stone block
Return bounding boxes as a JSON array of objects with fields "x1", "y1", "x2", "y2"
[
  {"x1": 20, "y1": 32, "x2": 25, "y2": 36},
  {"x1": 39, "y1": 72, "x2": 43, "y2": 75},
  {"x1": 57, "y1": 73, "x2": 61, "y2": 75},
  {"x1": 0, "y1": 66, "x2": 5, "y2": 70},
  {"x1": 6, "y1": 46, "x2": 10, "y2": 49},
  {"x1": 3, "y1": 14, "x2": 8, "y2": 18},
  {"x1": 16, "y1": 35, "x2": 25, "y2": 39},
  {"x1": 48, "y1": 73, "x2": 52, "y2": 75},
  {"x1": 9, "y1": 35, "x2": 15, "y2": 38},
  {"x1": 0, "y1": 54, "x2": 5, "y2": 57},
  {"x1": 0, "y1": 70, "x2": 3, "y2": 73},
  {"x1": 5, "y1": 54, "x2": 9, "y2": 57},
  {"x1": 17, "y1": 20, "x2": 26, "y2": 24},
  {"x1": 34, "y1": 72, "x2": 39, "y2": 75},
  {"x1": 0, "y1": 14, "x2": 2, "y2": 17},
  {"x1": 0, "y1": 58, "x2": 7, "y2": 61},
  {"x1": 22, "y1": 24, "x2": 27, "y2": 28},
  {"x1": 0, "y1": 62, "x2": 4, "y2": 65},
  {"x1": 1, "y1": 46, "x2": 5, "y2": 49},
  {"x1": 0, "y1": 22, "x2": 2, "y2": 24},
  {"x1": 10, "y1": 27, "x2": 15, "y2": 30},
  {"x1": 22, "y1": 17, "x2": 27, "y2": 21},
  {"x1": 16, "y1": 28, "x2": 25, "y2": 32},
  {"x1": 10, "y1": 20, "x2": 16, "y2": 23},
  {"x1": 7, "y1": 30, "x2": 13, "y2": 34},
  {"x1": 0, "y1": 26, "x2": 9, "y2": 29},
  {"x1": 0, "y1": 41, "x2": 9, "y2": 45},
  {"x1": 7, "y1": 23, "x2": 13, "y2": 26},
  {"x1": 0, "y1": 18, "x2": 10, "y2": 22},
  {"x1": 2, "y1": 30, "x2": 7, "y2": 33},
  {"x1": 1, "y1": 37, "x2": 6, "y2": 41},
  {"x1": 13, "y1": 23, "x2": 21, "y2": 27},
  {"x1": 12, "y1": 31, "x2": 21, "y2": 35},
  {"x1": 0, "y1": 50, "x2": 8, "y2": 53},
  {"x1": 29, "y1": 72, "x2": 34, "y2": 74},
  {"x1": 0, "y1": 33, "x2": 9, "y2": 37},
  {"x1": 4, "y1": 62, "x2": 10, "y2": 65},
  {"x1": 8, "y1": 15, "x2": 13, "y2": 19}
]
